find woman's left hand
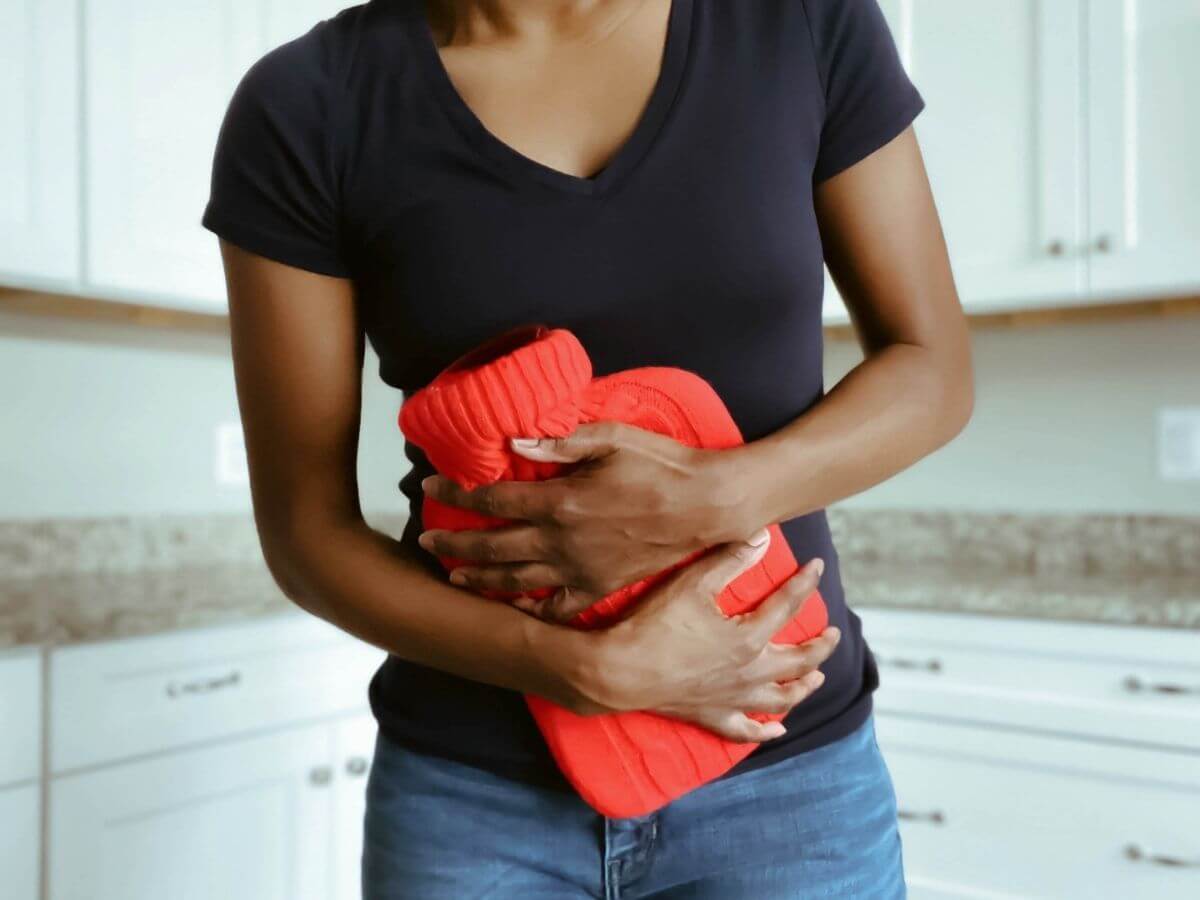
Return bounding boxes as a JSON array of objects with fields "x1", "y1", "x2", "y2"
[{"x1": 417, "y1": 422, "x2": 762, "y2": 623}]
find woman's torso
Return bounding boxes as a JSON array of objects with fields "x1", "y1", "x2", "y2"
[{"x1": 316, "y1": 0, "x2": 878, "y2": 789}]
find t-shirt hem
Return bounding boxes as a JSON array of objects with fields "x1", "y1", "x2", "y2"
[
  {"x1": 200, "y1": 206, "x2": 352, "y2": 279},
  {"x1": 370, "y1": 692, "x2": 876, "y2": 800},
  {"x1": 812, "y1": 88, "x2": 926, "y2": 185}
]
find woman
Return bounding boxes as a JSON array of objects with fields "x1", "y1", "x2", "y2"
[{"x1": 202, "y1": 0, "x2": 972, "y2": 896}]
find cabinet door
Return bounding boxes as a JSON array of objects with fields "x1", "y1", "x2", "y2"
[
  {"x1": 880, "y1": 0, "x2": 1085, "y2": 312},
  {"x1": 83, "y1": 0, "x2": 261, "y2": 310},
  {"x1": 876, "y1": 716, "x2": 1200, "y2": 899},
  {"x1": 333, "y1": 714, "x2": 379, "y2": 900},
  {"x1": 50, "y1": 725, "x2": 335, "y2": 900},
  {"x1": 0, "y1": 0, "x2": 80, "y2": 285},
  {"x1": 0, "y1": 784, "x2": 39, "y2": 900},
  {"x1": 1087, "y1": 0, "x2": 1200, "y2": 299}
]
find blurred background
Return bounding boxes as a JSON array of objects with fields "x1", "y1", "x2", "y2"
[{"x1": 1, "y1": 1, "x2": 1197, "y2": 898}]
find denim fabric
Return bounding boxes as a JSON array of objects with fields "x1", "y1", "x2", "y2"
[{"x1": 362, "y1": 714, "x2": 905, "y2": 899}]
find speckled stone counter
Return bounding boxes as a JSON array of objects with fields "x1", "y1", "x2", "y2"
[
  {"x1": 1, "y1": 509, "x2": 1196, "y2": 649},
  {"x1": 840, "y1": 563, "x2": 1200, "y2": 630}
]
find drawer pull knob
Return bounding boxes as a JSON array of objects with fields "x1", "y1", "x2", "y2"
[
  {"x1": 898, "y1": 809, "x2": 946, "y2": 825},
  {"x1": 165, "y1": 669, "x2": 241, "y2": 699},
  {"x1": 309, "y1": 765, "x2": 333, "y2": 787},
  {"x1": 1122, "y1": 675, "x2": 1199, "y2": 696},
  {"x1": 1124, "y1": 843, "x2": 1200, "y2": 868},
  {"x1": 880, "y1": 657, "x2": 943, "y2": 673},
  {"x1": 346, "y1": 756, "x2": 370, "y2": 777}
]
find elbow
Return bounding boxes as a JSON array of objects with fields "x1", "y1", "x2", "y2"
[
  {"x1": 939, "y1": 350, "x2": 975, "y2": 443},
  {"x1": 256, "y1": 516, "x2": 324, "y2": 613}
]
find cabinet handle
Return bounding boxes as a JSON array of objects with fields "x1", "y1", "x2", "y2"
[
  {"x1": 1046, "y1": 239, "x2": 1066, "y2": 257},
  {"x1": 309, "y1": 765, "x2": 333, "y2": 787},
  {"x1": 165, "y1": 669, "x2": 241, "y2": 699},
  {"x1": 898, "y1": 808, "x2": 946, "y2": 825},
  {"x1": 1122, "y1": 675, "x2": 1199, "y2": 696},
  {"x1": 1124, "y1": 843, "x2": 1200, "y2": 868},
  {"x1": 1093, "y1": 234, "x2": 1112, "y2": 253},
  {"x1": 879, "y1": 656, "x2": 943, "y2": 673},
  {"x1": 345, "y1": 756, "x2": 370, "y2": 777}
]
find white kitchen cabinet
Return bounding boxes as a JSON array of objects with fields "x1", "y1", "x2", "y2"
[
  {"x1": 885, "y1": 0, "x2": 1085, "y2": 312},
  {"x1": 1087, "y1": 0, "x2": 1200, "y2": 300},
  {"x1": 877, "y1": 716, "x2": 1200, "y2": 899},
  {"x1": 333, "y1": 713, "x2": 378, "y2": 900},
  {"x1": 49, "y1": 724, "x2": 336, "y2": 900},
  {"x1": 82, "y1": 0, "x2": 263, "y2": 310},
  {"x1": 0, "y1": 0, "x2": 80, "y2": 286},
  {"x1": 80, "y1": 0, "x2": 349, "y2": 311},
  {"x1": 0, "y1": 783, "x2": 39, "y2": 900}
]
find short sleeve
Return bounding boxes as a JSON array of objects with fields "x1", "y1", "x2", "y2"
[
  {"x1": 201, "y1": 31, "x2": 350, "y2": 278},
  {"x1": 803, "y1": 0, "x2": 925, "y2": 184}
]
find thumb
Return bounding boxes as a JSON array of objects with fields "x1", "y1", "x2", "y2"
[{"x1": 509, "y1": 422, "x2": 625, "y2": 463}]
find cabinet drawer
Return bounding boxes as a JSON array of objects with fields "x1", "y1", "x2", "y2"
[
  {"x1": 49, "y1": 613, "x2": 385, "y2": 772},
  {"x1": 0, "y1": 649, "x2": 42, "y2": 786},
  {"x1": 858, "y1": 609, "x2": 1200, "y2": 750},
  {"x1": 875, "y1": 715, "x2": 1200, "y2": 899}
]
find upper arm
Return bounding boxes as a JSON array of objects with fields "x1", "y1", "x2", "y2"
[
  {"x1": 803, "y1": 0, "x2": 968, "y2": 363},
  {"x1": 201, "y1": 26, "x2": 364, "y2": 543},
  {"x1": 815, "y1": 127, "x2": 967, "y2": 363},
  {"x1": 220, "y1": 243, "x2": 364, "y2": 548}
]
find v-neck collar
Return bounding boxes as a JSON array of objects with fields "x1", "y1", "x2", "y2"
[{"x1": 404, "y1": 0, "x2": 695, "y2": 197}]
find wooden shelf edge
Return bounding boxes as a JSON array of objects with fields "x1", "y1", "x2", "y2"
[
  {"x1": 0, "y1": 287, "x2": 229, "y2": 335},
  {"x1": 822, "y1": 293, "x2": 1200, "y2": 341},
  {"x1": 3, "y1": 285, "x2": 1198, "y2": 342}
]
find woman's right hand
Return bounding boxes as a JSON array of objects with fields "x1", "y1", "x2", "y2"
[{"x1": 570, "y1": 529, "x2": 842, "y2": 743}]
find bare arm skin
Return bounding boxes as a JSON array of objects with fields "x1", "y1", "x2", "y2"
[
  {"x1": 420, "y1": 126, "x2": 974, "y2": 622},
  {"x1": 217, "y1": 241, "x2": 840, "y2": 742}
]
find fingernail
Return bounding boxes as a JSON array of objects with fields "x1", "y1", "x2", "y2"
[
  {"x1": 510, "y1": 437, "x2": 539, "y2": 449},
  {"x1": 804, "y1": 670, "x2": 826, "y2": 690},
  {"x1": 417, "y1": 532, "x2": 434, "y2": 550},
  {"x1": 748, "y1": 528, "x2": 770, "y2": 546},
  {"x1": 762, "y1": 721, "x2": 786, "y2": 739},
  {"x1": 421, "y1": 475, "x2": 435, "y2": 491},
  {"x1": 449, "y1": 570, "x2": 467, "y2": 585},
  {"x1": 807, "y1": 557, "x2": 825, "y2": 578}
]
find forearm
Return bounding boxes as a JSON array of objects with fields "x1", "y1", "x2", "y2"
[
  {"x1": 725, "y1": 340, "x2": 973, "y2": 529},
  {"x1": 259, "y1": 514, "x2": 602, "y2": 710}
]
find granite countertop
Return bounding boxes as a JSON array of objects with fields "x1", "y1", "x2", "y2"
[
  {"x1": 0, "y1": 562, "x2": 295, "y2": 649},
  {"x1": 844, "y1": 562, "x2": 1200, "y2": 630},
  {"x1": 1, "y1": 510, "x2": 1197, "y2": 649}
]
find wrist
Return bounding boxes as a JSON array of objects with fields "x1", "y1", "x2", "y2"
[
  {"x1": 522, "y1": 614, "x2": 619, "y2": 715},
  {"x1": 698, "y1": 443, "x2": 775, "y2": 542}
]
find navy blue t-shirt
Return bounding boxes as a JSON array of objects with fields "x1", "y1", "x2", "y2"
[{"x1": 202, "y1": 0, "x2": 924, "y2": 791}]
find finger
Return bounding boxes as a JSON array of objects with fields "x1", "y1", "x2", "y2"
[
  {"x1": 538, "y1": 586, "x2": 603, "y2": 624},
  {"x1": 741, "y1": 669, "x2": 827, "y2": 715},
  {"x1": 447, "y1": 562, "x2": 563, "y2": 594},
  {"x1": 752, "y1": 628, "x2": 843, "y2": 682},
  {"x1": 421, "y1": 475, "x2": 555, "y2": 520},
  {"x1": 710, "y1": 711, "x2": 788, "y2": 744},
  {"x1": 672, "y1": 529, "x2": 772, "y2": 611},
  {"x1": 736, "y1": 558, "x2": 825, "y2": 646},
  {"x1": 509, "y1": 421, "x2": 629, "y2": 463},
  {"x1": 418, "y1": 524, "x2": 547, "y2": 563}
]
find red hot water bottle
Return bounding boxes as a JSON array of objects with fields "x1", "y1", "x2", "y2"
[{"x1": 398, "y1": 325, "x2": 828, "y2": 817}]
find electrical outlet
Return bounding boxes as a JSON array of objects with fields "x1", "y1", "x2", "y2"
[
  {"x1": 215, "y1": 421, "x2": 250, "y2": 486},
  {"x1": 1158, "y1": 408, "x2": 1200, "y2": 481}
]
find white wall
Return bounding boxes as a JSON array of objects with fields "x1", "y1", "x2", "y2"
[
  {"x1": 1, "y1": 309, "x2": 1197, "y2": 520},
  {"x1": 0, "y1": 311, "x2": 408, "y2": 519},
  {"x1": 826, "y1": 313, "x2": 1200, "y2": 515}
]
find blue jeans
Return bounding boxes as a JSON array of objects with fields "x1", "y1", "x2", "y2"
[{"x1": 362, "y1": 714, "x2": 905, "y2": 898}]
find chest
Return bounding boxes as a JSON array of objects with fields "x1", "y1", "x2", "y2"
[
  {"x1": 343, "y1": 0, "x2": 827, "y2": 393},
  {"x1": 431, "y1": 0, "x2": 674, "y2": 182}
]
